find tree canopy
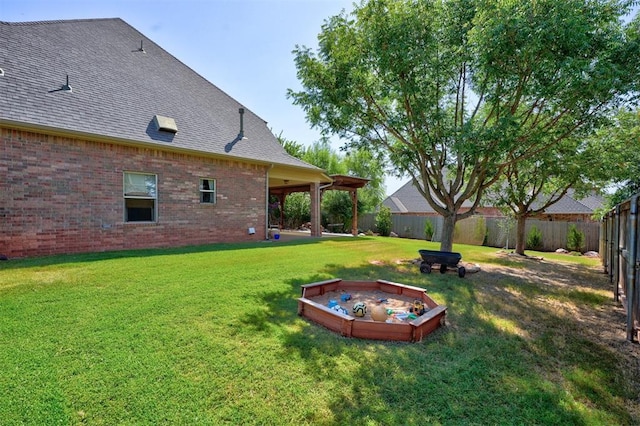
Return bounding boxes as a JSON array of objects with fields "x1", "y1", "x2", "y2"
[
  {"x1": 590, "y1": 107, "x2": 640, "y2": 212},
  {"x1": 289, "y1": 0, "x2": 639, "y2": 251},
  {"x1": 490, "y1": 136, "x2": 606, "y2": 255}
]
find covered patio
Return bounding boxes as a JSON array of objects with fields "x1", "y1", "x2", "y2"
[{"x1": 269, "y1": 174, "x2": 370, "y2": 237}]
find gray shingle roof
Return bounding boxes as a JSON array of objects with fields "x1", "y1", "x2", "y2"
[
  {"x1": 0, "y1": 18, "x2": 319, "y2": 171},
  {"x1": 541, "y1": 189, "x2": 604, "y2": 214},
  {"x1": 382, "y1": 180, "x2": 475, "y2": 213}
]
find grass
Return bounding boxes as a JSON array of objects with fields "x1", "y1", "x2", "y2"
[{"x1": 1, "y1": 237, "x2": 638, "y2": 425}]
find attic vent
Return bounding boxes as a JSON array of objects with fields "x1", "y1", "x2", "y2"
[
  {"x1": 0, "y1": 68, "x2": 4, "y2": 77},
  {"x1": 153, "y1": 115, "x2": 178, "y2": 133}
]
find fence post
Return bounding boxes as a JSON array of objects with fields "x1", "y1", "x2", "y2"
[
  {"x1": 599, "y1": 215, "x2": 609, "y2": 275},
  {"x1": 614, "y1": 205, "x2": 621, "y2": 301},
  {"x1": 625, "y1": 196, "x2": 637, "y2": 341}
]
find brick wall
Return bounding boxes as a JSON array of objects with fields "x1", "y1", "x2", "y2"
[{"x1": 1, "y1": 127, "x2": 268, "y2": 258}]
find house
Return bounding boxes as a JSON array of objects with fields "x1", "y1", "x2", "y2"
[
  {"x1": 0, "y1": 18, "x2": 334, "y2": 258},
  {"x1": 530, "y1": 189, "x2": 605, "y2": 222},
  {"x1": 383, "y1": 181, "x2": 603, "y2": 222}
]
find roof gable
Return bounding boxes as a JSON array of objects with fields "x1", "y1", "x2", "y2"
[{"x1": 0, "y1": 18, "x2": 318, "y2": 171}]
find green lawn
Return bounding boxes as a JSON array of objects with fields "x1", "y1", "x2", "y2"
[{"x1": 1, "y1": 237, "x2": 638, "y2": 425}]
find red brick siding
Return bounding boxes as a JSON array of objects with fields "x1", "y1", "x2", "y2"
[{"x1": 1, "y1": 127, "x2": 268, "y2": 258}]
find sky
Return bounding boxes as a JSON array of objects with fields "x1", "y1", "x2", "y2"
[{"x1": 0, "y1": 0, "x2": 408, "y2": 195}]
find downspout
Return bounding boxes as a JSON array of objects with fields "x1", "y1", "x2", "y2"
[
  {"x1": 320, "y1": 182, "x2": 333, "y2": 191},
  {"x1": 266, "y1": 164, "x2": 273, "y2": 240}
]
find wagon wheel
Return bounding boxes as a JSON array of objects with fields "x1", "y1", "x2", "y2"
[
  {"x1": 439, "y1": 264, "x2": 448, "y2": 274},
  {"x1": 419, "y1": 262, "x2": 432, "y2": 274},
  {"x1": 458, "y1": 266, "x2": 466, "y2": 278}
]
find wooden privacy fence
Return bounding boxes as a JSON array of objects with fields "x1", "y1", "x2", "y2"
[
  {"x1": 602, "y1": 195, "x2": 640, "y2": 343},
  {"x1": 359, "y1": 213, "x2": 600, "y2": 252}
]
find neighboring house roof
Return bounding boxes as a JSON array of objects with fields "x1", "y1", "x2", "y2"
[
  {"x1": 0, "y1": 18, "x2": 319, "y2": 172},
  {"x1": 384, "y1": 181, "x2": 604, "y2": 215},
  {"x1": 541, "y1": 189, "x2": 604, "y2": 214},
  {"x1": 382, "y1": 180, "x2": 475, "y2": 214}
]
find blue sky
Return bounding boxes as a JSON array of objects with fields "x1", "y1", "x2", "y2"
[
  {"x1": 0, "y1": 0, "x2": 408, "y2": 195},
  {"x1": 2, "y1": 1, "x2": 637, "y2": 195}
]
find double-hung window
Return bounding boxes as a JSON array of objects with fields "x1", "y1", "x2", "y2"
[
  {"x1": 124, "y1": 172, "x2": 157, "y2": 222},
  {"x1": 200, "y1": 178, "x2": 216, "y2": 204}
]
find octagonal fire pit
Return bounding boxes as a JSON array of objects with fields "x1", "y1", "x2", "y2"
[{"x1": 297, "y1": 279, "x2": 446, "y2": 342}]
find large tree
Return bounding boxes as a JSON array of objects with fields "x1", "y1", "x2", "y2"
[{"x1": 289, "y1": 0, "x2": 639, "y2": 251}]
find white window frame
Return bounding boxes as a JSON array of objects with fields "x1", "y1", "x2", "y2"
[
  {"x1": 123, "y1": 172, "x2": 158, "y2": 222},
  {"x1": 199, "y1": 178, "x2": 216, "y2": 204}
]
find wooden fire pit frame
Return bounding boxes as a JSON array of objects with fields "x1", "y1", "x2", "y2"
[{"x1": 297, "y1": 278, "x2": 447, "y2": 342}]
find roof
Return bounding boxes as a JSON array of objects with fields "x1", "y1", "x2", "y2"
[
  {"x1": 270, "y1": 174, "x2": 369, "y2": 197},
  {"x1": 382, "y1": 180, "x2": 475, "y2": 214},
  {"x1": 0, "y1": 18, "x2": 319, "y2": 171},
  {"x1": 541, "y1": 189, "x2": 605, "y2": 214},
  {"x1": 384, "y1": 181, "x2": 604, "y2": 215}
]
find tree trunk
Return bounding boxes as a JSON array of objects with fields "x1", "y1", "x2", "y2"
[
  {"x1": 440, "y1": 213, "x2": 456, "y2": 252},
  {"x1": 515, "y1": 215, "x2": 527, "y2": 255}
]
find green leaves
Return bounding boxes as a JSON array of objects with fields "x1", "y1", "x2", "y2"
[{"x1": 289, "y1": 0, "x2": 639, "y2": 250}]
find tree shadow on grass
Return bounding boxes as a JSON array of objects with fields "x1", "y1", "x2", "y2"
[
  {"x1": 243, "y1": 258, "x2": 638, "y2": 425},
  {"x1": 0, "y1": 236, "x2": 348, "y2": 270}
]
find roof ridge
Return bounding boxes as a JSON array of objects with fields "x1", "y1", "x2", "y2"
[{"x1": 0, "y1": 17, "x2": 123, "y2": 26}]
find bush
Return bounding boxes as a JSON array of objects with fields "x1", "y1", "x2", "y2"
[
  {"x1": 474, "y1": 216, "x2": 487, "y2": 245},
  {"x1": 375, "y1": 206, "x2": 392, "y2": 237},
  {"x1": 424, "y1": 220, "x2": 434, "y2": 241},
  {"x1": 282, "y1": 193, "x2": 310, "y2": 229},
  {"x1": 526, "y1": 225, "x2": 543, "y2": 250},
  {"x1": 567, "y1": 225, "x2": 585, "y2": 252}
]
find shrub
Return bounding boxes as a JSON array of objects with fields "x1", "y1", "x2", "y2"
[
  {"x1": 283, "y1": 192, "x2": 310, "y2": 228},
  {"x1": 375, "y1": 206, "x2": 392, "y2": 237},
  {"x1": 424, "y1": 220, "x2": 434, "y2": 241},
  {"x1": 567, "y1": 225, "x2": 585, "y2": 252},
  {"x1": 474, "y1": 216, "x2": 487, "y2": 245},
  {"x1": 526, "y1": 225, "x2": 543, "y2": 250}
]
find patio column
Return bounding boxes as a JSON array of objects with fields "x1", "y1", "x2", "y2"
[
  {"x1": 277, "y1": 193, "x2": 286, "y2": 230},
  {"x1": 310, "y1": 182, "x2": 322, "y2": 237},
  {"x1": 351, "y1": 189, "x2": 358, "y2": 236}
]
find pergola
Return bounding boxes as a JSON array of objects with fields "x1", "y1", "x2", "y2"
[{"x1": 269, "y1": 174, "x2": 370, "y2": 236}]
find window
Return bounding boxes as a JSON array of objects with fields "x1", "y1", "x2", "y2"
[
  {"x1": 200, "y1": 178, "x2": 216, "y2": 204},
  {"x1": 124, "y1": 172, "x2": 157, "y2": 222}
]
